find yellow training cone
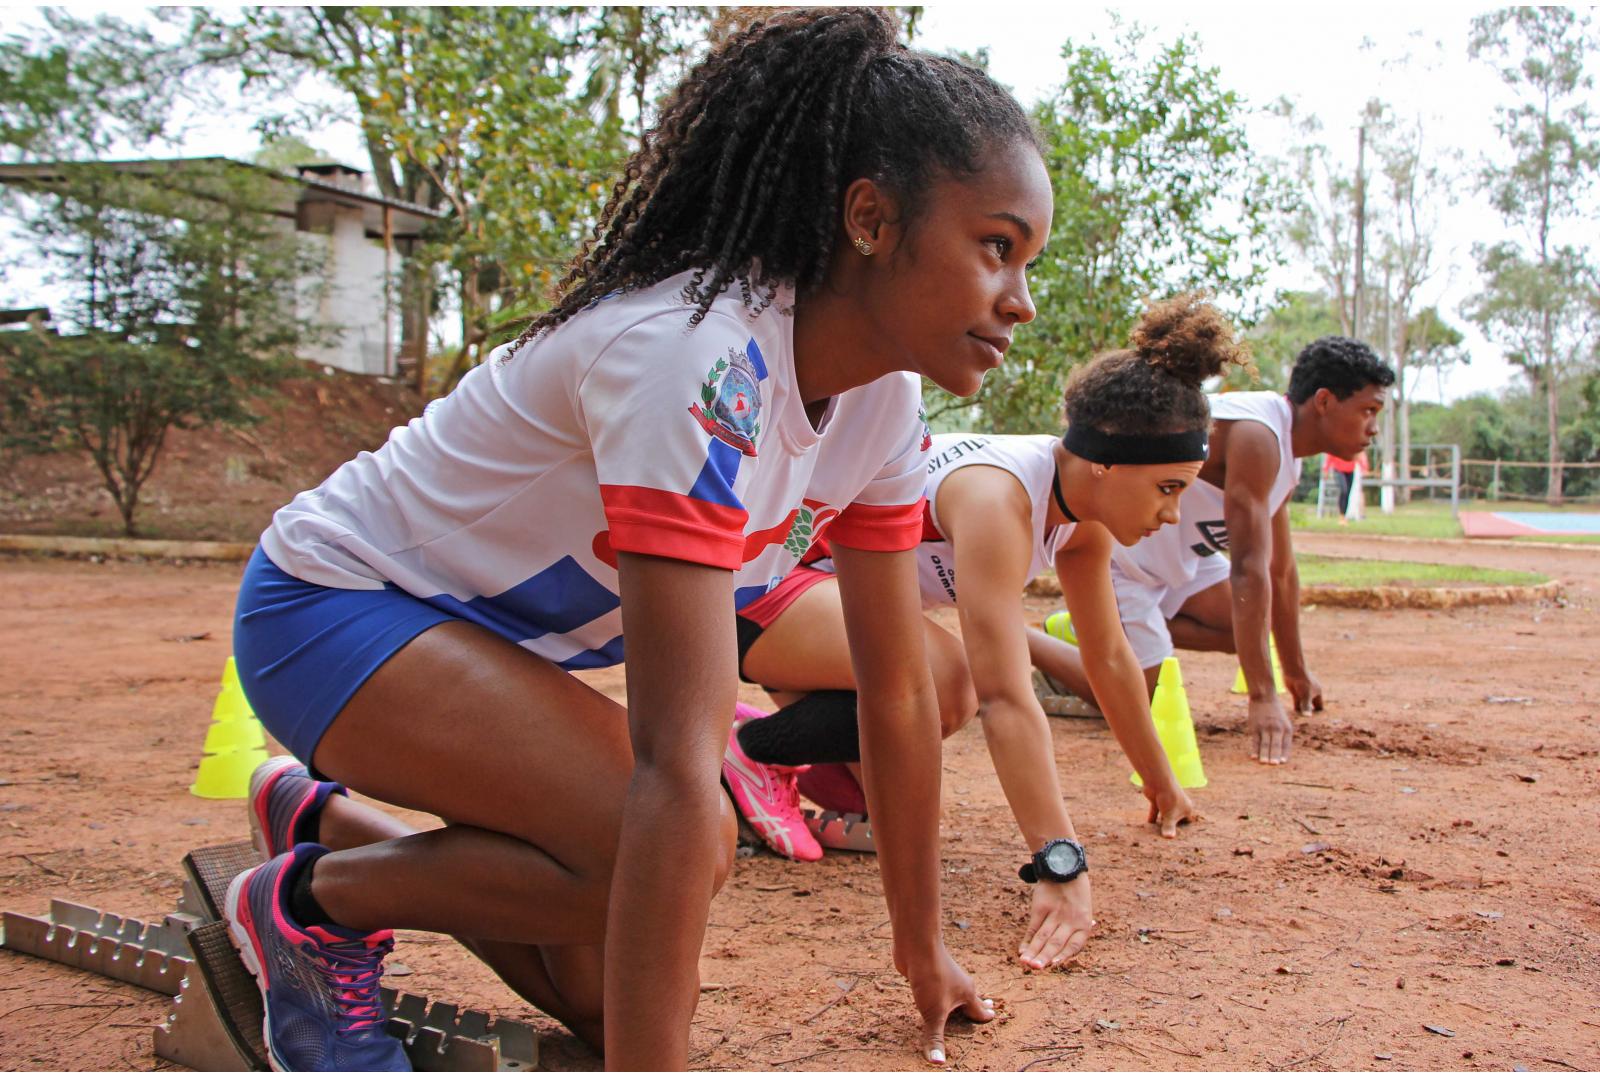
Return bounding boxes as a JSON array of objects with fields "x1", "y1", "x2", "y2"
[
  {"x1": 212, "y1": 666, "x2": 255, "y2": 724},
  {"x1": 1230, "y1": 637, "x2": 1287, "y2": 695},
  {"x1": 1131, "y1": 656, "x2": 1207, "y2": 789},
  {"x1": 1044, "y1": 610, "x2": 1077, "y2": 646},
  {"x1": 202, "y1": 717, "x2": 267, "y2": 754},
  {"x1": 190, "y1": 746, "x2": 269, "y2": 799},
  {"x1": 220, "y1": 655, "x2": 239, "y2": 689}
]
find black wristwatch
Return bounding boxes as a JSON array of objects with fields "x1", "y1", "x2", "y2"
[{"x1": 1018, "y1": 838, "x2": 1088, "y2": 884}]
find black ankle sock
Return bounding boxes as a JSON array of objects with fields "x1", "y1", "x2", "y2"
[
  {"x1": 737, "y1": 690, "x2": 860, "y2": 765},
  {"x1": 288, "y1": 848, "x2": 335, "y2": 928}
]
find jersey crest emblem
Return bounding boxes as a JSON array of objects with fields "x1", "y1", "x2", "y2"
[
  {"x1": 690, "y1": 347, "x2": 763, "y2": 456},
  {"x1": 917, "y1": 404, "x2": 933, "y2": 452}
]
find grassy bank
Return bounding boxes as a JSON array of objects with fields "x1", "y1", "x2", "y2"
[{"x1": 1297, "y1": 553, "x2": 1547, "y2": 589}]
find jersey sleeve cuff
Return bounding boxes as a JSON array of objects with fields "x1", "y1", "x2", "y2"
[
  {"x1": 600, "y1": 485, "x2": 749, "y2": 570},
  {"x1": 826, "y1": 498, "x2": 927, "y2": 552}
]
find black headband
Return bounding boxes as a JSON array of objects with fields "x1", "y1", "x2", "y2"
[{"x1": 1061, "y1": 425, "x2": 1209, "y2": 466}]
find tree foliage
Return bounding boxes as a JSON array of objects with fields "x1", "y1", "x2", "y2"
[
  {"x1": 943, "y1": 23, "x2": 1296, "y2": 433},
  {"x1": 1235, "y1": 290, "x2": 1344, "y2": 392},
  {"x1": 1466, "y1": 5, "x2": 1600, "y2": 502},
  {"x1": 0, "y1": 9, "x2": 182, "y2": 160},
  {"x1": 0, "y1": 165, "x2": 324, "y2": 534},
  {"x1": 186, "y1": 7, "x2": 715, "y2": 393}
]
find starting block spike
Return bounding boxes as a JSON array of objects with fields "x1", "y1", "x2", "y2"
[
  {"x1": 7, "y1": 840, "x2": 541, "y2": 1072},
  {"x1": 1, "y1": 903, "x2": 192, "y2": 995},
  {"x1": 803, "y1": 808, "x2": 877, "y2": 853},
  {"x1": 155, "y1": 919, "x2": 270, "y2": 1071},
  {"x1": 382, "y1": 988, "x2": 539, "y2": 1071}
]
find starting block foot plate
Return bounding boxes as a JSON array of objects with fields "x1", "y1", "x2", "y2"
[{"x1": 803, "y1": 809, "x2": 877, "y2": 853}]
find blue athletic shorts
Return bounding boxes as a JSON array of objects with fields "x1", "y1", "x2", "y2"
[{"x1": 232, "y1": 547, "x2": 458, "y2": 767}]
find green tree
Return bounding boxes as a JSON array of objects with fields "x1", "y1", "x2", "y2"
[
  {"x1": 1, "y1": 8, "x2": 180, "y2": 160},
  {"x1": 1235, "y1": 290, "x2": 1344, "y2": 391},
  {"x1": 1466, "y1": 6, "x2": 1600, "y2": 504},
  {"x1": 187, "y1": 7, "x2": 715, "y2": 395},
  {"x1": 0, "y1": 165, "x2": 325, "y2": 534},
  {"x1": 948, "y1": 23, "x2": 1296, "y2": 432}
]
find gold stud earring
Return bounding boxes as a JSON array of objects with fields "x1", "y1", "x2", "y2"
[{"x1": 853, "y1": 236, "x2": 874, "y2": 256}]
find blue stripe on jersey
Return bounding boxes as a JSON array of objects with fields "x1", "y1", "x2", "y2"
[
  {"x1": 688, "y1": 438, "x2": 745, "y2": 508},
  {"x1": 746, "y1": 336, "x2": 768, "y2": 380},
  {"x1": 421, "y1": 555, "x2": 619, "y2": 643},
  {"x1": 733, "y1": 583, "x2": 770, "y2": 611},
  {"x1": 559, "y1": 634, "x2": 626, "y2": 670}
]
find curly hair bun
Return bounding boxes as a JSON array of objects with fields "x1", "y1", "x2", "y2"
[{"x1": 1128, "y1": 291, "x2": 1249, "y2": 389}]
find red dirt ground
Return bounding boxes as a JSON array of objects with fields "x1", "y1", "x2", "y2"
[{"x1": 2, "y1": 535, "x2": 1597, "y2": 1071}]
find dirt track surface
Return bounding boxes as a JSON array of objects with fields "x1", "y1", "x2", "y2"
[{"x1": 2, "y1": 537, "x2": 1597, "y2": 1071}]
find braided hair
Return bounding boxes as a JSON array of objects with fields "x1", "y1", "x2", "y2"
[
  {"x1": 1062, "y1": 292, "x2": 1251, "y2": 436},
  {"x1": 510, "y1": 7, "x2": 1038, "y2": 350}
]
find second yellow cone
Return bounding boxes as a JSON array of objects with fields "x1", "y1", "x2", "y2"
[
  {"x1": 1131, "y1": 656, "x2": 1207, "y2": 789},
  {"x1": 1230, "y1": 637, "x2": 1287, "y2": 695}
]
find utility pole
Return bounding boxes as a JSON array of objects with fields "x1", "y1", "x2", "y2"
[{"x1": 1353, "y1": 120, "x2": 1367, "y2": 340}]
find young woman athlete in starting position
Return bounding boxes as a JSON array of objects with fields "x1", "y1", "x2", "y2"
[
  {"x1": 225, "y1": 9, "x2": 1051, "y2": 1070},
  {"x1": 722, "y1": 293, "x2": 1245, "y2": 968}
]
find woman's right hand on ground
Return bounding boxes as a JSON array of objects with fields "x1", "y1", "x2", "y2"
[
  {"x1": 1144, "y1": 784, "x2": 1199, "y2": 838},
  {"x1": 1018, "y1": 875, "x2": 1094, "y2": 970},
  {"x1": 895, "y1": 941, "x2": 994, "y2": 1065}
]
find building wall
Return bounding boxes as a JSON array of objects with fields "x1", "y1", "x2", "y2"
[{"x1": 293, "y1": 202, "x2": 394, "y2": 376}]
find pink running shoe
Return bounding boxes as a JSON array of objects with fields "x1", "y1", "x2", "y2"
[
  {"x1": 797, "y1": 763, "x2": 868, "y2": 817},
  {"x1": 722, "y1": 703, "x2": 822, "y2": 862}
]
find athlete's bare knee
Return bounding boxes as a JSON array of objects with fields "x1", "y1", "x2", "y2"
[
  {"x1": 714, "y1": 790, "x2": 738, "y2": 891},
  {"x1": 938, "y1": 671, "x2": 978, "y2": 739}
]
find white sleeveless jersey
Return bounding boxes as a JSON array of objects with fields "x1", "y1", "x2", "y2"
[
  {"x1": 915, "y1": 433, "x2": 1076, "y2": 608},
  {"x1": 1112, "y1": 390, "x2": 1299, "y2": 588},
  {"x1": 260, "y1": 270, "x2": 929, "y2": 671}
]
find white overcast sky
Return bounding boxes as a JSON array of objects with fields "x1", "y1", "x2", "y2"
[{"x1": 5, "y1": 3, "x2": 1597, "y2": 403}]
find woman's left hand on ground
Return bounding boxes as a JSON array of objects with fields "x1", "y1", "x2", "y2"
[{"x1": 1018, "y1": 876, "x2": 1094, "y2": 969}]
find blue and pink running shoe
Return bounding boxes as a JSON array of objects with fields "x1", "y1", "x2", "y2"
[
  {"x1": 249, "y1": 756, "x2": 344, "y2": 860},
  {"x1": 722, "y1": 703, "x2": 822, "y2": 862},
  {"x1": 225, "y1": 844, "x2": 411, "y2": 1071}
]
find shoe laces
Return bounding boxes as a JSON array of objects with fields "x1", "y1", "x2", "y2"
[
  {"x1": 306, "y1": 933, "x2": 392, "y2": 1034},
  {"x1": 768, "y1": 762, "x2": 805, "y2": 817}
]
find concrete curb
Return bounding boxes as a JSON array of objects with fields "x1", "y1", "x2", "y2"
[
  {"x1": 0, "y1": 534, "x2": 255, "y2": 562},
  {"x1": 1299, "y1": 579, "x2": 1564, "y2": 610}
]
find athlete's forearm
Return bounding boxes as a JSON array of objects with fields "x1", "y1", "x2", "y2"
[
  {"x1": 603, "y1": 764, "x2": 723, "y2": 1069},
  {"x1": 858, "y1": 681, "x2": 945, "y2": 955},
  {"x1": 1269, "y1": 560, "x2": 1307, "y2": 675},
  {"x1": 977, "y1": 692, "x2": 1077, "y2": 850},
  {"x1": 1229, "y1": 559, "x2": 1275, "y2": 702}
]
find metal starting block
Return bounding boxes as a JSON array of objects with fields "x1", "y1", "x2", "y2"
[
  {"x1": 803, "y1": 808, "x2": 877, "y2": 853},
  {"x1": 1, "y1": 840, "x2": 539, "y2": 1071},
  {"x1": 1033, "y1": 669, "x2": 1104, "y2": 719},
  {"x1": 0, "y1": 899, "x2": 196, "y2": 995}
]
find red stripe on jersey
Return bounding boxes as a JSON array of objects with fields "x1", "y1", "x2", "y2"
[
  {"x1": 920, "y1": 499, "x2": 944, "y2": 542},
  {"x1": 827, "y1": 497, "x2": 928, "y2": 552},
  {"x1": 598, "y1": 485, "x2": 749, "y2": 570}
]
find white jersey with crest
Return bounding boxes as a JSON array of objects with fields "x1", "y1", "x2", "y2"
[
  {"x1": 260, "y1": 270, "x2": 930, "y2": 672},
  {"x1": 1112, "y1": 390, "x2": 1300, "y2": 590},
  {"x1": 914, "y1": 432, "x2": 1076, "y2": 608}
]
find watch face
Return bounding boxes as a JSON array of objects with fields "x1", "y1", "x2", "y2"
[{"x1": 1044, "y1": 841, "x2": 1083, "y2": 877}]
